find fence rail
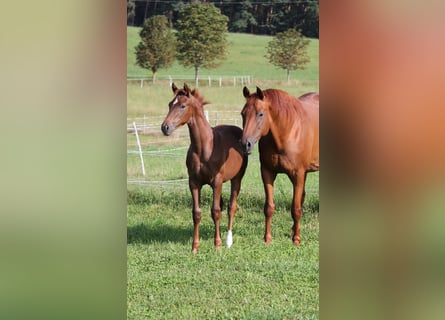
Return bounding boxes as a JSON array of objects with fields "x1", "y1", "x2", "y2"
[
  {"x1": 127, "y1": 111, "x2": 242, "y2": 135},
  {"x1": 127, "y1": 75, "x2": 252, "y2": 88}
]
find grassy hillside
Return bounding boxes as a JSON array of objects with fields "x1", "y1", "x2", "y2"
[{"x1": 127, "y1": 26, "x2": 319, "y2": 81}]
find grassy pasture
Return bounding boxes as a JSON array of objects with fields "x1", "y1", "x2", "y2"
[
  {"x1": 127, "y1": 27, "x2": 319, "y2": 82},
  {"x1": 127, "y1": 28, "x2": 319, "y2": 319}
]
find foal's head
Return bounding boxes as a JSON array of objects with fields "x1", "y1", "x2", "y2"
[
  {"x1": 161, "y1": 83, "x2": 207, "y2": 136},
  {"x1": 240, "y1": 86, "x2": 271, "y2": 154}
]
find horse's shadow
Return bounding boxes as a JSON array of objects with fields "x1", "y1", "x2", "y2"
[{"x1": 127, "y1": 222, "x2": 214, "y2": 245}]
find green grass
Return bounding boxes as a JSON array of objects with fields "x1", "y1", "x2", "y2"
[
  {"x1": 127, "y1": 143, "x2": 319, "y2": 319},
  {"x1": 127, "y1": 27, "x2": 319, "y2": 82},
  {"x1": 127, "y1": 26, "x2": 319, "y2": 319},
  {"x1": 127, "y1": 183, "x2": 319, "y2": 319}
]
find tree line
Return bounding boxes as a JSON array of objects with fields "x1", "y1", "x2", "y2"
[
  {"x1": 135, "y1": 3, "x2": 310, "y2": 85},
  {"x1": 127, "y1": 0, "x2": 319, "y2": 38}
]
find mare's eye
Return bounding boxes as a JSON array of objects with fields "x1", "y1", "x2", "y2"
[
  {"x1": 258, "y1": 112, "x2": 264, "y2": 117},
  {"x1": 180, "y1": 104, "x2": 186, "y2": 109}
]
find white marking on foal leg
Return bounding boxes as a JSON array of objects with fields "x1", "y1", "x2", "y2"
[{"x1": 226, "y1": 230, "x2": 233, "y2": 248}]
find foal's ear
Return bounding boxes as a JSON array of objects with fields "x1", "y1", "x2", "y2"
[
  {"x1": 256, "y1": 87, "x2": 264, "y2": 100},
  {"x1": 243, "y1": 86, "x2": 250, "y2": 98},
  {"x1": 172, "y1": 83, "x2": 178, "y2": 93},
  {"x1": 183, "y1": 83, "x2": 191, "y2": 97}
]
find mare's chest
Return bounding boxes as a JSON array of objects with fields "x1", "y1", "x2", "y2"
[{"x1": 259, "y1": 134, "x2": 300, "y2": 174}]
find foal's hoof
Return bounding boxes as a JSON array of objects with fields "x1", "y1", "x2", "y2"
[
  {"x1": 292, "y1": 235, "x2": 301, "y2": 246},
  {"x1": 264, "y1": 234, "x2": 272, "y2": 244},
  {"x1": 191, "y1": 242, "x2": 200, "y2": 253},
  {"x1": 226, "y1": 230, "x2": 233, "y2": 248}
]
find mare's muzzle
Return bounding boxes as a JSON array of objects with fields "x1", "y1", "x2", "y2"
[{"x1": 240, "y1": 138, "x2": 256, "y2": 155}]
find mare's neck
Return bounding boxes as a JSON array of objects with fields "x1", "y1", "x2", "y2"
[
  {"x1": 187, "y1": 106, "x2": 213, "y2": 159},
  {"x1": 267, "y1": 99, "x2": 301, "y2": 152}
]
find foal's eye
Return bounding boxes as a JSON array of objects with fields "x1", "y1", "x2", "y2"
[
  {"x1": 180, "y1": 104, "x2": 186, "y2": 109},
  {"x1": 258, "y1": 112, "x2": 264, "y2": 117}
]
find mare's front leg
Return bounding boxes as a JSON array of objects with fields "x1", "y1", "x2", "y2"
[
  {"x1": 290, "y1": 170, "x2": 306, "y2": 245},
  {"x1": 211, "y1": 180, "x2": 223, "y2": 250},
  {"x1": 189, "y1": 180, "x2": 202, "y2": 253},
  {"x1": 261, "y1": 167, "x2": 277, "y2": 244}
]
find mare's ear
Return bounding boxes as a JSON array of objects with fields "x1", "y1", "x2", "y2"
[
  {"x1": 256, "y1": 87, "x2": 264, "y2": 100},
  {"x1": 243, "y1": 86, "x2": 250, "y2": 98},
  {"x1": 172, "y1": 83, "x2": 178, "y2": 93},
  {"x1": 183, "y1": 83, "x2": 191, "y2": 97}
]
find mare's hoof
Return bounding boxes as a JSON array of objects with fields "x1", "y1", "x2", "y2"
[
  {"x1": 191, "y1": 242, "x2": 199, "y2": 253},
  {"x1": 264, "y1": 234, "x2": 272, "y2": 244}
]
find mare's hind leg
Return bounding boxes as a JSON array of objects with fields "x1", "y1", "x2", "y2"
[
  {"x1": 211, "y1": 180, "x2": 223, "y2": 249},
  {"x1": 189, "y1": 181, "x2": 202, "y2": 253},
  {"x1": 261, "y1": 167, "x2": 277, "y2": 244},
  {"x1": 290, "y1": 170, "x2": 306, "y2": 245},
  {"x1": 226, "y1": 176, "x2": 241, "y2": 248}
]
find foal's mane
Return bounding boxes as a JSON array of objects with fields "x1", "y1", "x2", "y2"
[{"x1": 175, "y1": 87, "x2": 209, "y2": 108}]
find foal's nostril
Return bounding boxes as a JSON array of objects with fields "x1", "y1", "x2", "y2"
[{"x1": 161, "y1": 124, "x2": 169, "y2": 135}]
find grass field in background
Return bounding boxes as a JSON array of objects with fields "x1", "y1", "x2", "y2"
[
  {"x1": 127, "y1": 26, "x2": 319, "y2": 319},
  {"x1": 127, "y1": 27, "x2": 319, "y2": 82}
]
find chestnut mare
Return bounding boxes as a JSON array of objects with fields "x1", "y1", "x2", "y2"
[
  {"x1": 161, "y1": 83, "x2": 248, "y2": 253},
  {"x1": 240, "y1": 87, "x2": 319, "y2": 245}
]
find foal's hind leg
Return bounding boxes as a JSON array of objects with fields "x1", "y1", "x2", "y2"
[{"x1": 226, "y1": 176, "x2": 241, "y2": 248}]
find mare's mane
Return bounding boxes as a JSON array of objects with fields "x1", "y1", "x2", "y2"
[{"x1": 263, "y1": 89, "x2": 304, "y2": 120}]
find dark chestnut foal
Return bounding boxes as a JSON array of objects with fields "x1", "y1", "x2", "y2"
[{"x1": 161, "y1": 83, "x2": 248, "y2": 253}]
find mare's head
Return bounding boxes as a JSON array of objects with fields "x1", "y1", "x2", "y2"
[
  {"x1": 161, "y1": 83, "x2": 206, "y2": 136},
  {"x1": 240, "y1": 86, "x2": 271, "y2": 154}
]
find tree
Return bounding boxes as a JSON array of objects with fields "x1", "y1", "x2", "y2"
[
  {"x1": 265, "y1": 28, "x2": 310, "y2": 83},
  {"x1": 135, "y1": 15, "x2": 176, "y2": 84},
  {"x1": 175, "y1": 2, "x2": 228, "y2": 87},
  {"x1": 127, "y1": 0, "x2": 135, "y2": 26}
]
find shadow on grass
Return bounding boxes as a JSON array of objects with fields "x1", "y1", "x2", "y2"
[{"x1": 127, "y1": 222, "x2": 215, "y2": 245}]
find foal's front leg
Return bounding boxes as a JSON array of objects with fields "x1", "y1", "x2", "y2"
[
  {"x1": 211, "y1": 181, "x2": 223, "y2": 249},
  {"x1": 190, "y1": 181, "x2": 202, "y2": 253}
]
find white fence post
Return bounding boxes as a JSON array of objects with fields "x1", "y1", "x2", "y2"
[
  {"x1": 208, "y1": 76, "x2": 211, "y2": 87},
  {"x1": 133, "y1": 121, "x2": 146, "y2": 176},
  {"x1": 204, "y1": 110, "x2": 209, "y2": 123},
  {"x1": 140, "y1": 79, "x2": 143, "y2": 88},
  {"x1": 219, "y1": 77, "x2": 222, "y2": 87}
]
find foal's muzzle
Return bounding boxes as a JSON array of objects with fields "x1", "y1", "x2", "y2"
[{"x1": 161, "y1": 123, "x2": 174, "y2": 136}]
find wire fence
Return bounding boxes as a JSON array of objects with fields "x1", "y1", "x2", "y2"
[
  {"x1": 127, "y1": 115, "x2": 319, "y2": 196},
  {"x1": 127, "y1": 110, "x2": 242, "y2": 136}
]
